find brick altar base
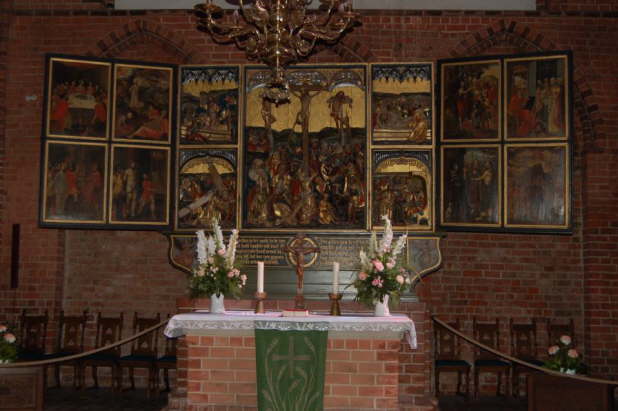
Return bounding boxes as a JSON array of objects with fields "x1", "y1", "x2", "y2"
[{"x1": 164, "y1": 298, "x2": 437, "y2": 411}]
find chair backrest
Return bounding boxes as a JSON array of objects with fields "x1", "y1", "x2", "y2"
[
  {"x1": 435, "y1": 319, "x2": 463, "y2": 361},
  {"x1": 131, "y1": 312, "x2": 160, "y2": 357},
  {"x1": 19, "y1": 309, "x2": 49, "y2": 355},
  {"x1": 510, "y1": 318, "x2": 537, "y2": 360},
  {"x1": 473, "y1": 317, "x2": 501, "y2": 360},
  {"x1": 56, "y1": 310, "x2": 88, "y2": 354},
  {"x1": 94, "y1": 312, "x2": 123, "y2": 357},
  {"x1": 547, "y1": 318, "x2": 575, "y2": 347}
]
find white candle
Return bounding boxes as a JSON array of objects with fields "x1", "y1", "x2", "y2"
[
  {"x1": 332, "y1": 262, "x2": 340, "y2": 294},
  {"x1": 257, "y1": 261, "x2": 265, "y2": 293}
]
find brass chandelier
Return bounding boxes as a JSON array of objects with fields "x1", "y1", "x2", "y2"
[{"x1": 195, "y1": 0, "x2": 358, "y2": 102}]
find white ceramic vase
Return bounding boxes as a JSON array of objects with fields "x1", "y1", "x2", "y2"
[
  {"x1": 374, "y1": 294, "x2": 391, "y2": 317},
  {"x1": 210, "y1": 293, "x2": 226, "y2": 314}
]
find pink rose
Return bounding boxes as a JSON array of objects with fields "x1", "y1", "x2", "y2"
[
  {"x1": 358, "y1": 272, "x2": 368, "y2": 281},
  {"x1": 567, "y1": 349, "x2": 579, "y2": 359},
  {"x1": 217, "y1": 248, "x2": 226, "y2": 256},
  {"x1": 371, "y1": 276, "x2": 384, "y2": 288},
  {"x1": 233, "y1": 269, "x2": 240, "y2": 277},
  {"x1": 386, "y1": 262, "x2": 395, "y2": 270},
  {"x1": 0, "y1": 325, "x2": 6, "y2": 333},
  {"x1": 3, "y1": 333, "x2": 15, "y2": 344},
  {"x1": 372, "y1": 259, "x2": 384, "y2": 272},
  {"x1": 196, "y1": 268, "x2": 205, "y2": 277},
  {"x1": 548, "y1": 345, "x2": 559, "y2": 355},
  {"x1": 396, "y1": 274, "x2": 405, "y2": 284},
  {"x1": 227, "y1": 271, "x2": 235, "y2": 278},
  {"x1": 240, "y1": 274, "x2": 247, "y2": 285},
  {"x1": 560, "y1": 335, "x2": 572, "y2": 345}
]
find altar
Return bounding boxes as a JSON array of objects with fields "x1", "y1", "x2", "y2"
[{"x1": 164, "y1": 298, "x2": 436, "y2": 411}]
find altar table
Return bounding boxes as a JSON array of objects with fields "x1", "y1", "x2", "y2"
[{"x1": 165, "y1": 310, "x2": 417, "y2": 410}]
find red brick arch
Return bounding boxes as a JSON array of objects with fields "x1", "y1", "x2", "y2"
[
  {"x1": 449, "y1": 19, "x2": 602, "y2": 153},
  {"x1": 88, "y1": 19, "x2": 198, "y2": 64}
]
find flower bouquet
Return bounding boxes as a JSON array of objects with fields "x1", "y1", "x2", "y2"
[
  {"x1": 351, "y1": 216, "x2": 410, "y2": 316},
  {"x1": 544, "y1": 335, "x2": 583, "y2": 375},
  {"x1": 0, "y1": 324, "x2": 17, "y2": 364},
  {"x1": 189, "y1": 219, "x2": 246, "y2": 313}
]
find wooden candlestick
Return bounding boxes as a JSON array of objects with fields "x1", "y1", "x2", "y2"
[
  {"x1": 329, "y1": 293, "x2": 342, "y2": 316},
  {"x1": 254, "y1": 291, "x2": 267, "y2": 314}
]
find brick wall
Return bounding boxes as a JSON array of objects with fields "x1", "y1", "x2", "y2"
[{"x1": 0, "y1": 1, "x2": 617, "y2": 392}]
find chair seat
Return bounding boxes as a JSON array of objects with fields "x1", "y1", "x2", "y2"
[
  {"x1": 83, "y1": 353, "x2": 119, "y2": 363},
  {"x1": 436, "y1": 359, "x2": 471, "y2": 368},
  {"x1": 119, "y1": 354, "x2": 156, "y2": 363},
  {"x1": 514, "y1": 358, "x2": 544, "y2": 367},
  {"x1": 475, "y1": 359, "x2": 510, "y2": 367},
  {"x1": 18, "y1": 352, "x2": 46, "y2": 362}
]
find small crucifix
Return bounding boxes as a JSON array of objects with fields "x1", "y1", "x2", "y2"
[{"x1": 283, "y1": 233, "x2": 320, "y2": 309}]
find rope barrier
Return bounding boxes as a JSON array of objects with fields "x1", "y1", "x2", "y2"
[
  {"x1": 0, "y1": 319, "x2": 170, "y2": 368},
  {"x1": 432, "y1": 316, "x2": 618, "y2": 387}
]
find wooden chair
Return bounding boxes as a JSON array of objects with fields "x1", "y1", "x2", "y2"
[
  {"x1": 510, "y1": 318, "x2": 543, "y2": 397},
  {"x1": 473, "y1": 317, "x2": 510, "y2": 398},
  {"x1": 118, "y1": 312, "x2": 160, "y2": 398},
  {"x1": 156, "y1": 335, "x2": 177, "y2": 393},
  {"x1": 80, "y1": 312, "x2": 123, "y2": 390},
  {"x1": 18, "y1": 309, "x2": 49, "y2": 361},
  {"x1": 44, "y1": 310, "x2": 88, "y2": 388},
  {"x1": 546, "y1": 318, "x2": 575, "y2": 346},
  {"x1": 434, "y1": 319, "x2": 471, "y2": 398},
  {"x1": 156, "y1": 315, "x2": 177, "y2": 393}
]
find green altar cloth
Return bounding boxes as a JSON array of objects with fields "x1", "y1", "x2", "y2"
[{"x1": 255, "y1": 321, "x2": 328, "y2": 411}]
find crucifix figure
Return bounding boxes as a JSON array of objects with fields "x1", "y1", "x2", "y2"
[{"x1": 283, "y1": 233, "x2": 320, "y2": 309}]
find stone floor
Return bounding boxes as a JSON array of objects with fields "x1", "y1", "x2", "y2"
[
  {"x1": 44, "y1": 387, "x2": 168, "y2": 411},
  {"x1": 44, "y1": 389, "x2": 528, "y2": 411}
]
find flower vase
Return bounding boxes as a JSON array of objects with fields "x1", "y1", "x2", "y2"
[
  {"x1": 210, "y1": 293, "x2": 225, "y2": 314},
  {"x1": 374, "y1": 294, "x2": 391, "y2": 317}
]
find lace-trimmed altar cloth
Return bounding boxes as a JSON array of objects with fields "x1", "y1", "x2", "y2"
[{"x1": 164, "y1": 311, "x2": 417, "y2": 349}]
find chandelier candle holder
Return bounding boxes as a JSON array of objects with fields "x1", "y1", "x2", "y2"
[{"x1": 195, "y1": 0, "x2": 358, "y2": 102}]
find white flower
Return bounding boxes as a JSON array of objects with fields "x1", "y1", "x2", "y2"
[
  {"x1": 213, "y1": 219, "x2": 225, "y2": 250},
  {"x1": 396, "y1": 275, "x2": 405, "y2": 284},
  {"x1": 225, "y1": 229, "x2": 239, "y2": 269},
  {"x1": 567, "y1": 349, "x2": 579, "y2": 359},
  {"x1": 392, "y1": 234, "x2": 407, "y2": 258},
  {"x1": 548, "y1": 345, "x2": 559, "y2": 355},
  {"x1": 217, "y1": 248, "x2": 226, "y2": 256},
  {"x1": 240, "y1": 274, "x2": 247, "y2": 285},
  {"x1": 560, "y1": 335, "x2": 572, "y2": 346},
  {"x1": 196, "y1": 230, "x2": 208, "y2": 264},
  {"x1": 369, "y1": 232, "x2": 378, "y2": 258},
  {"x1": 379, "y1": 215, "x2": 393, "y2": 252},
  {"x1": 0, "y1": 325, "x2": 6, "y2": 333},
  {"x1": 359, "y1": 250, "x2": 371, "y2": 269},
  {"x1": 206, "y1": 237, "x2": 216, "y2": 258}
]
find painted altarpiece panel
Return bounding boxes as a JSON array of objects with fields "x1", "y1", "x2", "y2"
[
  {"x1": 440, "y1": 59, "x2": 501, "y2": 142},
  {"x1": 242, "y1": 65, "x2": 368, "y2": 231},
  {"x1": 45, "y1": 57, "x2": 111, "y2": 140},
  {"x1": 109, "y1": 144, "x2": 170, "y2": 226},
  {"x1": 370, "y1": 63, "x2": 433, "y2": 145},
  {"x1": 504, "y1": 143, "x2": 569, "y2": 229},
  {"x1": 505, "y1": 55, "x2": 569, "y2": 141},
  {"x1": 112, "y1": 64, "x2": 173, "y2": 144},
  {"x1": 178, "y1": 66, "x2": 240, "y2": 146},
  {"x1": 41, "y1": 140, "x2": 108, "y2": 225},
  {"x1": 371, "y1": 150, "x2": 433, "y2": 231},
  {"x1": 440, "y1": 145, "x2": 501, "y2": 228},
  {"x1": 175, "y1": 149, "x2": 238, "y2": 231}
]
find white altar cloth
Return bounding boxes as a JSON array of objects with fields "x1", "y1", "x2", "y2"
[{"x1": 164, "y1": 311, "x2": 417, "y2": 349}]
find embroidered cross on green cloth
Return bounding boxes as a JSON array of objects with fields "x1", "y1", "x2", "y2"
[{"x1": 254, "y1": 321, "x2": 328, "y2": 411}]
